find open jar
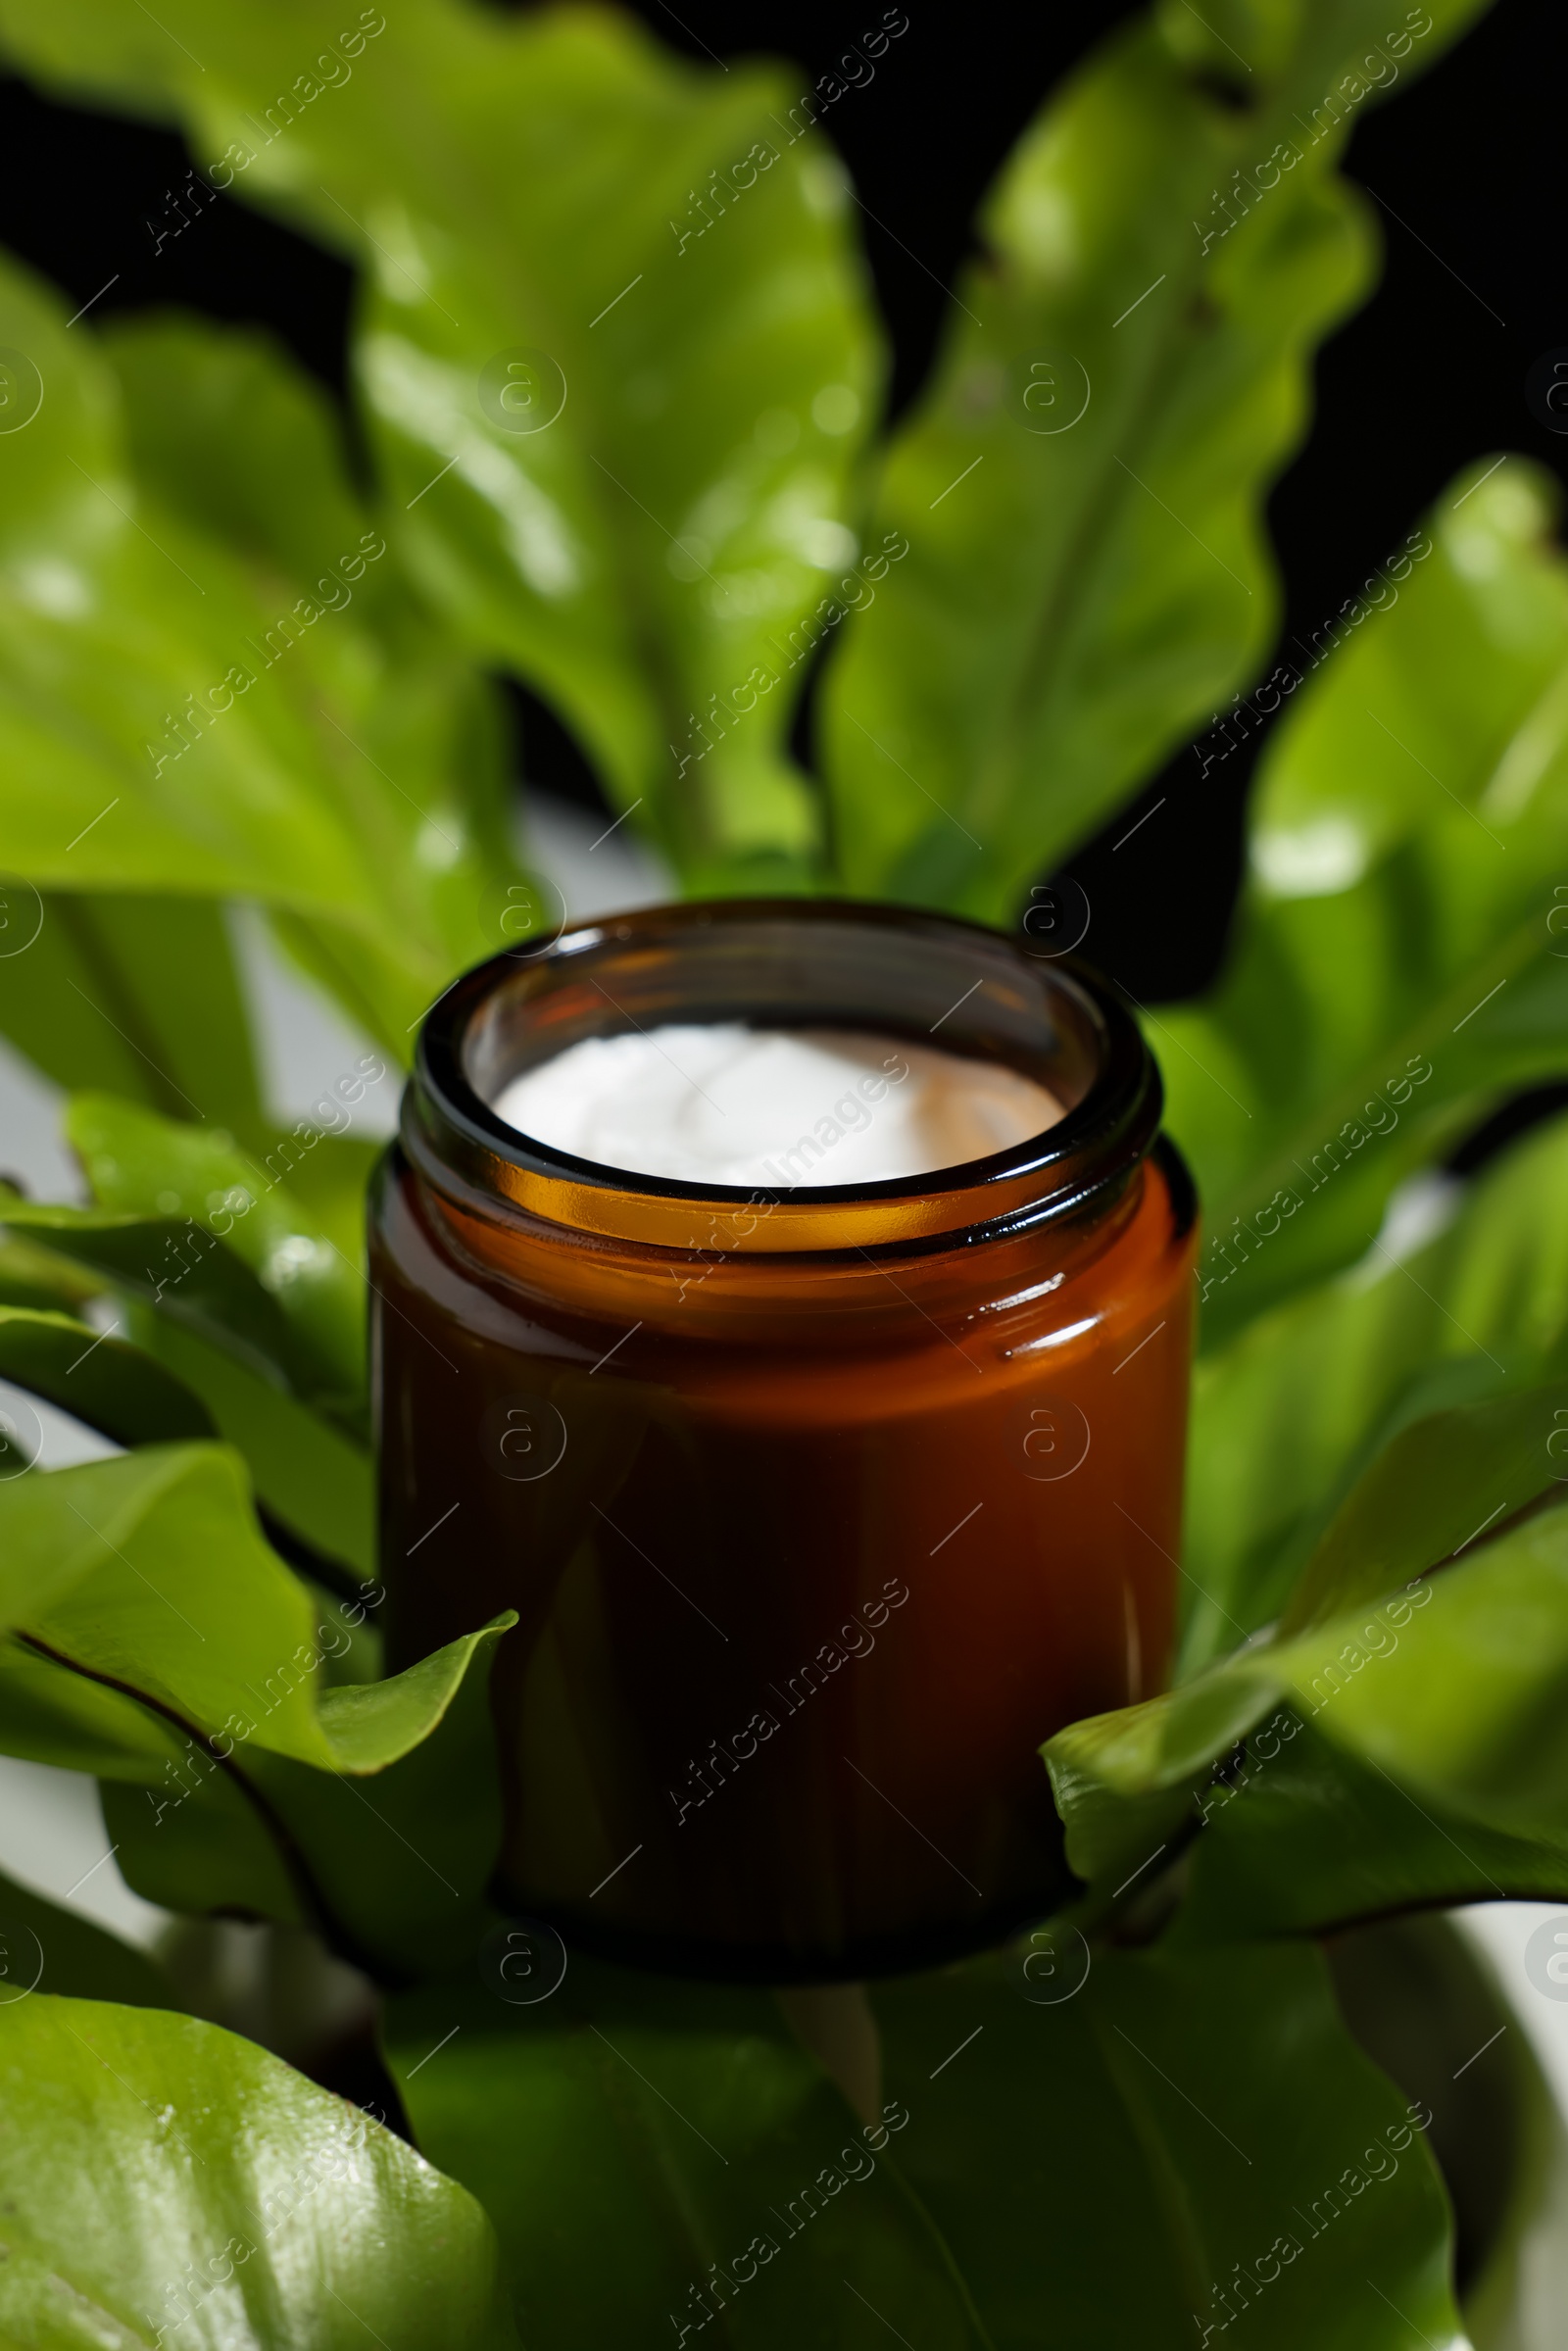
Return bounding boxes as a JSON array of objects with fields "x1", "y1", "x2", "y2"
[{"x1": 371, "y1": 899, "x2": 1197, "y2": 1981}]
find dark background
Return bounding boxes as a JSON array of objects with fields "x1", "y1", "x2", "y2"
[{"x1": 1, "y1": 0, "x2": 1561, "y2": 1009}]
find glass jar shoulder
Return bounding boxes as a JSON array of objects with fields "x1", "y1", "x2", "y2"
[{"x1": 370, "y1": 1141, "x2": 1194, "y2": 1379}]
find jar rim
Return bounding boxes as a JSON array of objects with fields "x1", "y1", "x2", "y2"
[{"x1": 407, "y1": 898, "x2": 1162, "y2": 1255}]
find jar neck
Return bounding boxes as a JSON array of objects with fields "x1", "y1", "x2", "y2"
[
  {"x1": 389, "y1": 1148, "x2": 1175, "y2": 1360},
  {"x1": 408, "y1": 900, "x2": 1162, "y2": 1260}
]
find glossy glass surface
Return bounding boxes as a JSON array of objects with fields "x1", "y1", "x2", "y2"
[{"x1": 372, "y1": 902, "x2": 1198, "y2": 1979}]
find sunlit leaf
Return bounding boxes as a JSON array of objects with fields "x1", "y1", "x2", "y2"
[
  {"x1": 1048, "y1": 1498, "x2": 1568, "y2": 1886},
  {"x1": 0, "y1": 0, "x2": 885, "y2": 892},
  {"x1": 0, "y1": 254, "x2": 520, "y2": 1045},
  {"x1": 105, "y1": 1606, "x2": 510, "y2": 1977},
  {"x1": 0, "y1": 1200, "x2": 318, "y2": 1397},
  {"x1": 1162, "y1": 461, "x2": 1568, "y2": 1343},
  {"x1": 0, "y1": 1994, "x2": 517, "y2": 2349},
  {"x1": 0, "y1": 1634, "x2": 181, "y2": 1779},
  {"x1": 123, "y1": 1308, "x2": 373, "y2": 1577},
  {"x1": 1172, "y1": 1714, "x2": 1568, "y2": 1942},
  {"x1": 0, "y1": 1220, "x2": 99, "y2": 1314},
  {"x1": 0, "y1": 892, "x2": 267, "y2": 1144},
  {"x1": 1183, "y1": 1109, "x2": 1568, "y2": 1664},
  {"x1": 0, "y1": 1445, "x2": 481, "y2": 1764},
  {"x1": 68, "y1": 1091, "x2": 374, "y2": 1405},
  {"x1": 0, "y1": 1444, "x2": 512, "y2": 1971},
  {"x1": 0, "y1": 1302, "x2": 214, "y2": 1447},
  {"x1": 819, "y1": 0, "x2": 1487, "y2": 918}
]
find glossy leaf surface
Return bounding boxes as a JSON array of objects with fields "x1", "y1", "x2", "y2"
[
  {"x1": 0, "y1": 258, "x2": 518, "y2": 1045},
  {"x1": 386, "y1": 1938, "x2": 1457, "y2": 2349},
  {"x1": 0, "y1": 1200, "x2": 322, "y2": 1401},
  {"x1": 123, "y1": 1308, "x2": 373, "y2": 1577},
  {"x1": 0, "y1": 1634, "x2": 183, "y2": 1779},
  {"x1": 68, "y1": 1091, "x2": 373, "y2": 1405},
  {"x1": 1163, "y1": 461, "x2": 1568, "y2": 1343},
  {"x1": 0, "y1": 1445, "x2": 494, "y2": 1773},
  {"x1": 873, "y1": 1939, "x2": 1456, "y2": 2350},
  {"x1": 819, "y1": 0, "x2": 1486, "y2": 918},
  {"x1": 0, "y1": 0, "x2": 884, "y2": 891},
  {"x1": 0, "y1": 1993, "x2": 517, "y2": 2349},
  {"x1": 1174, "y1": 1715, "x2": 1568, "y2": 1943},
  {"x1": 1049, "y1": 1499, "x2": 1568, "y2": 1886},
  {"x1": 1183, "y1": 1108, "x2": 1568, "y2": 1666},
  {"x1": 105, "y1": 1618, "x2": 509, "y2": 1978},
  {"x1": 0, "y1": 891, "x2": 267, "y2": 1144},
  {"x1": 389, "y1": 1959, "x2": 982, "y2": 2347},
  {"x1": 0, "y1": 1276, "x2": 382, "y2": 1577},
  {"x1": 0, "y1": 1302, "x2": 214, "y2": 1448},
  {"x1": 0, "y1": 1444, "x2": 510, "y2": 1971}
]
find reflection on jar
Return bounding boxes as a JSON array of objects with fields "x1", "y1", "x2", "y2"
[{"x1": 371, "y1": 899, "x2": 1198, "y2": 1981}]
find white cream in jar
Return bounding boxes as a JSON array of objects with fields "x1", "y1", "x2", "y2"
[{"x1": 490, "y1": 1024, "x2": 1064, "y2": 1190}]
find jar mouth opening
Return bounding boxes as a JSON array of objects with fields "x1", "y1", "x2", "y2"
[{"x1": 410, "y1": 899, "x2": 1161, "y2": 1254}]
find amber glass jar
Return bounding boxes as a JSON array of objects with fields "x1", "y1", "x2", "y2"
[{"x1": 370, "y1": 900, "x2": 1197, "y2": 1981}]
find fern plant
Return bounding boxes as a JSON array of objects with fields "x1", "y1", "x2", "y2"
[{"x1": 3, "y1": 2, "x2": 1567, "y2": 2344}]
